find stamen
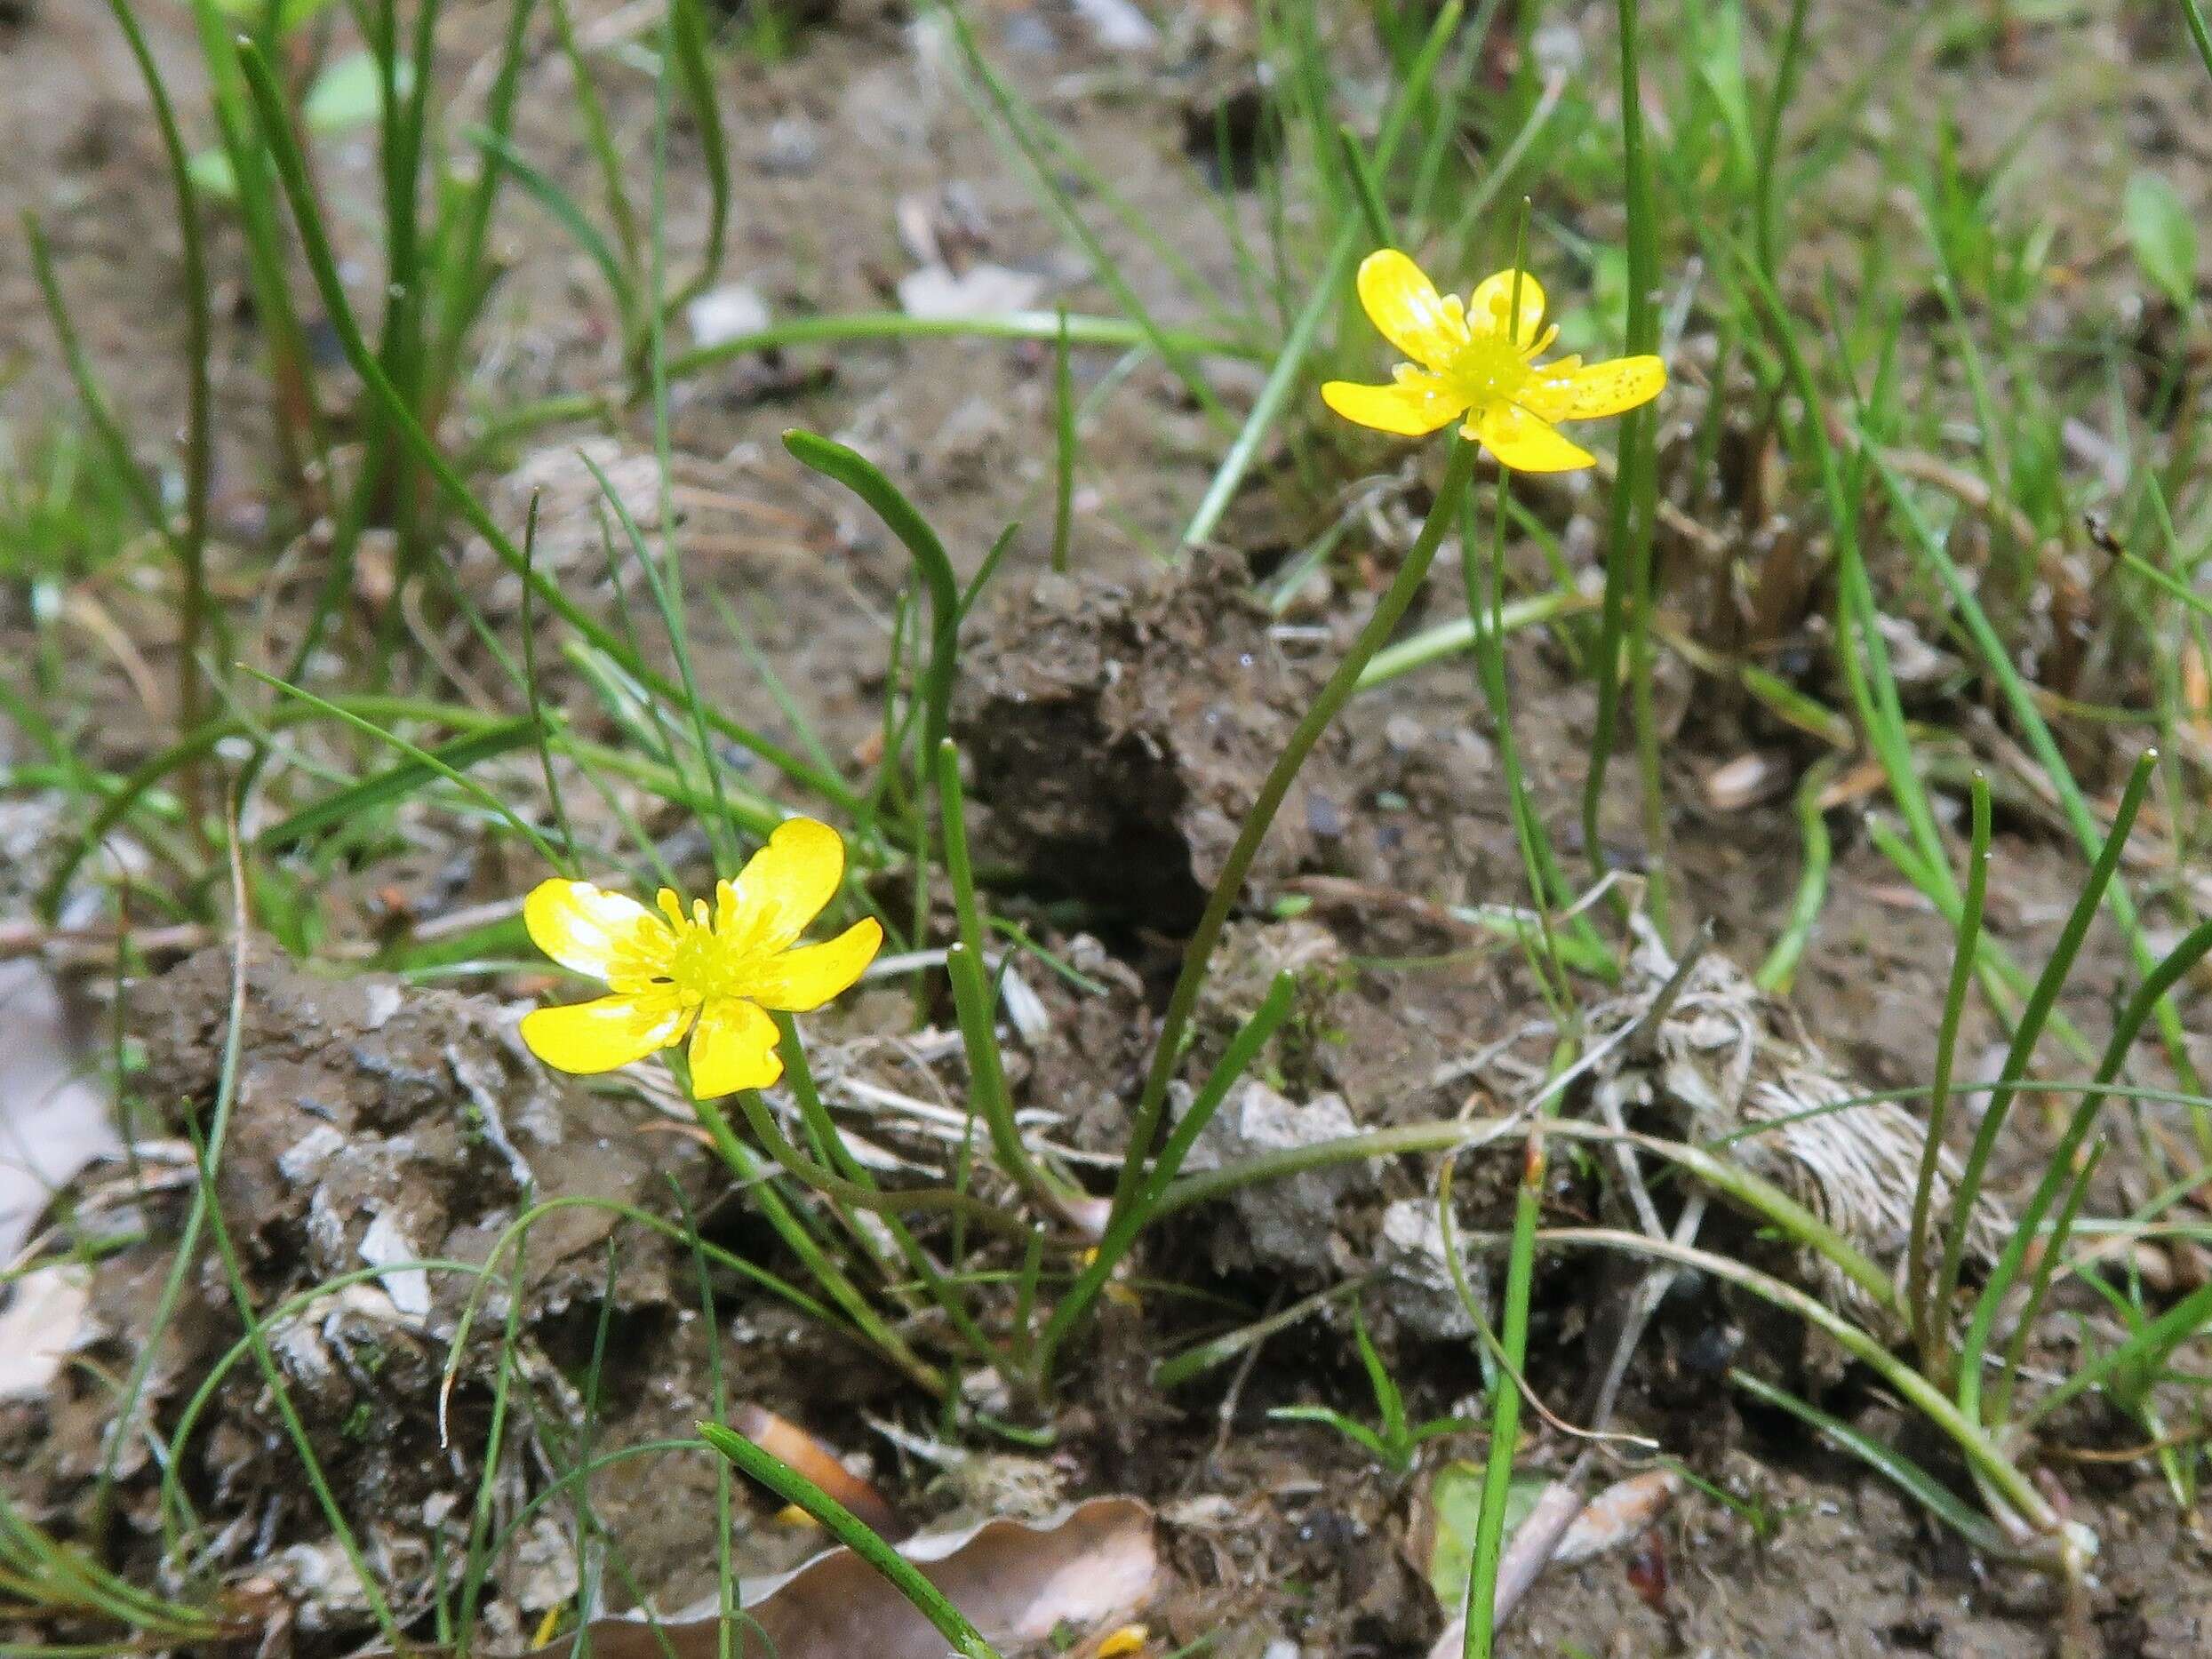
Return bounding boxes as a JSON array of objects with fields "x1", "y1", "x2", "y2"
[{"x1": 1441, "y1": 331, "x2": 1532, "y2": 418}]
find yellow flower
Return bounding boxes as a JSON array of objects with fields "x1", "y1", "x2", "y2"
[
  {"x1": 1322, "y1": 249, "x2": 1665, "y2": 472},
  {"x1": 518, "y1": 818, "x2": 882, "y2": 1097}
]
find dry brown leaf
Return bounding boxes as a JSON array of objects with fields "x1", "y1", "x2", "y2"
[{"x1": 540, "y1": 1497, "x2": 1161, "y2": 1659}]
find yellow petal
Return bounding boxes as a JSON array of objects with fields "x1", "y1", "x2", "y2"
[
  {"x1": 689, "y1": 997, "x2": 782, "y2": 1097},
  {"x1": 1465, "y1": 268, "x2": 1549, "y2": 348},
  {"x1": 1320, "y1": 373, "x2": 1466, "y2": 437},
  {"x1": 1529, "y1": 354, "x2": 1665, "y2": 420},
  {"x1": 728, "y1": 818, "x2": 847, "y2": 953},
  {"x1": 520, "y1": 992, "x2": 688, "y2": 1073},
  {"x1": 739, "y1": 918, "x2": 884, "y2": 1012},
  {"x1": 1354, "y1": 249, "x2": 1468, "y2": 369},
  {"x1": 1468, "y1": 403, "x2": 1594, "y2": 473},
  {"x1": 523, "y1": 880, "x2": 669, "y2": 980}
]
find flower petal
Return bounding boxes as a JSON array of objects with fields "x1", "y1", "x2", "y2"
[
  {"x1": 689, "y1": 998, "x2": 783, "y2": 1097},
  {"x1": 740, "y1": 919, "x2": 885, "y2": 1012},
  {"x1": 1469, "y1": 403, "x2": 1595, "y2": 473},
  {"x1": 1528, "y1": 354, "x2": 1666, "y2": 420},
  {"x1": 1465, "y1": 268, "x2": 1549, "y2": 348},
  {"x1": 728, "y1": 818, "x2": 847, "y2": 953},
  {"x1": 1320, "y1": 373, "x2": 1466, "y2": 437},
  {"x1": 524, "y1": 880, "x2": 669, "y2": 980},
  {"x1": 1354, "y1": 250, "x2": 1468, "y2": 369},
  {"x1": 520, "y1": 993, "x2": 687, "y2": 1073}
]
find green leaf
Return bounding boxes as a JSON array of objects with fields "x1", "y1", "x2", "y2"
[
  {"x1": 1354, "y1": 1315, "x2": 1408, "y2": 1448},
  {"x1": 302, "y1": 51, "x2": 404, "y2": 132},
  {"x1": 1425, "y1": 1460, "x2": 1549, "y2": 1608},
  {"x1": 2124, "y1": 172, "x2": 2199, "y2": 308},
  {"x1": 190, "y1": 53, "x2": 408, "y2": 200},
  {"x1": 1266, "y1": 1406, "x2": 1393, "y2": 1463}
]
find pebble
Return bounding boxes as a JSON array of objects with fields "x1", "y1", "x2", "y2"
[{"x1": 760, "y1": 114, "x2": 820, "y2": 177}]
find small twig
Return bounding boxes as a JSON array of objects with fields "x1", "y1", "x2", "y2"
[
  {"x1": 0, "y1": 920, "x2": 213, "y2": 967},
  {"x1": 1206, "y1": 1286, "x2": 1282, "y2": 1472},
  {"x1": 1620, "y1": 921, "x2": 1713, "y2": 1060}
]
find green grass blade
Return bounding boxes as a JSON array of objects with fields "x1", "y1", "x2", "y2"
[
  {"x1": 786, "y1": 431, "x2": 959, "y2": 772},
  {"x1": 251, "y1": 714, "x2": 542, "y2": 853},
  {"x1": 231, "y1": 38, "x2": 858, "y2": 817},
  {"x1": 1753, "y1": 754, "x2": 1840, "y2": 993},
  {"x1": 1962, "y1": 917, "x2": 2212, "y2": 1424},
  {"x1": 1729, "y1": 1370, "x2": 2026, "y2": 1560},
  {"x1": 1582, "y1": 0, "x2": 1667, "y2": 921},
  {"x1": 1908, "y1": 772, "x2": 1989, "y2": 1369},
  {"x1": 241, "y1": 670, "x2": 563, "y2": 867},
  {"x1": 470, "y1": 125, "x2": 639, "y2": 333},
  {"x1": 665, "y1": 0, "x2": 730, "y2": 307},
  {"x1": 1936, "y1": 751, "x2": 2158, "y2": 1336},
  {"x1": 1873, "y1": 449, "x2": 2203, "y2": 1108}
]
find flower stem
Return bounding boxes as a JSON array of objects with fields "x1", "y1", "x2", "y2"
[{"x1": 1105, "y1": 436, "x2": 1482, "y2": 1233}]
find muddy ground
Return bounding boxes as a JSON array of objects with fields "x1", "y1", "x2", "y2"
[{"x1": 4, "y1": 0, "x2": 2212, "y2": 1653}]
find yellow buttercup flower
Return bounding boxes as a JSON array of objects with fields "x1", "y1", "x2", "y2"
[
  {"x1": 518, "y1": 818, "x2": 882, "y2": 1098},
  {"x1": 1322, "y1": 249, "x2": 1665, "y2": 472}
]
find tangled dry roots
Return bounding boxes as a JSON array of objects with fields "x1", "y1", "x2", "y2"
[{"x1": 1590, "y1": 920, "x2": 2011, "y2": 1337}]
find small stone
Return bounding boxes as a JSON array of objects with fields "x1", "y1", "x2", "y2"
[
  {"x1": 1181, "y1": 1080, "x2": 1362, "y2": 1273},
  {"x1": 1066, "y1": 0, "x2": 1159, "y2": 52},
  {"x1": 1376, "y1": 1199, "x2": 1480, "y2": 1339},
  {"x1": 759, "y1": 114, "x2": 820, "y2": 176}
]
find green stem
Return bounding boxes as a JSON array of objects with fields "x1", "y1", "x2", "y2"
[
  {"x1": 1585, "y1": 0, "x2": 1666, "y2": 923},
  {"x1": 1908, "y1": 773, "x2": 1989, "y2": 1373},
  {"x1": 1465, "y1": 1129, "x2": 1541, "y2": 1657},
  {"x1": 1034, "y1": 971, "x2": 1298, "y2": 1383}
]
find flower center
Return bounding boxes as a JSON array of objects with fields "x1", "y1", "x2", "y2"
[
  {"x1": 1443, "y1": 331, "x2": 1531, "y2": 414},
  {"x1": 665, "y1": 922, "x2": 749, "y2": 1002}
]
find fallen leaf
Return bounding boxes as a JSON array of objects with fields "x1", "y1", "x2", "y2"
[
  {"x1": 897, "y1": 263, "x2": 1045, "y2": 321},
  {"x1": 557, "y1": 1498, "x2": 1160, "y2": 1659},
  {"x1": 1551, "y1": 1469, "x2": 1682, "y2": 1567},
  {"x1": 0, "y1": 1263, "x2": 92, "y2": 1401},
  {"x1": 0, "y1": 953, "x2": 118, "y2": 1262},
  {"x1": 1422, "y1": 1461, "x2": 1553, "y2": 1609}
]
